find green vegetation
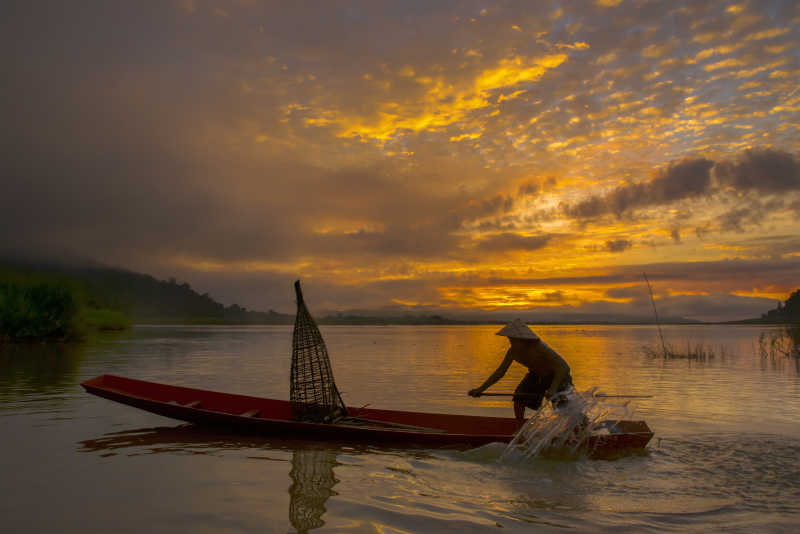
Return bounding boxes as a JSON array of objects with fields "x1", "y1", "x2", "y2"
[
  {"x1": 80, "y1": 307, "x2": 131, "y2": 331},
  {"x1": 0, "y1": 267, "x2": 132, "y2": 342},
  {"x1": 0, "y1": 259, "x2": 294, "y2": 340},
  {"x1": 0, "y1": 280, "x2": 81, "y2": 341},
  {"x1": 60, "y1": 267, "x2": 293, "y2": 324}
]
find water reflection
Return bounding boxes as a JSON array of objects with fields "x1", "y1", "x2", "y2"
[
  {"x1": 0, "y1": 332, "x2": 132, "y2": 405},
  {"x1": 759, "y1": 352, "x2": 800, "y2": 375},
  {"x1": 78, "y1": 425, "x2": 342, "y2": 533},
  {"x1": 288, "y1": 448, "x2": 339, "y2": 533},
  {"x1": 0, "y1": 341, "x2": 90, "y2": 416},
  {"x1": 76, "y1": 424, "x2": 260, "y2": 456},
  {"x1": 0, "y1": 341, "x2": 85, "y2": 399},
  {"x1": 1, "y1": 324, "x2": 795, "y2": 533}
]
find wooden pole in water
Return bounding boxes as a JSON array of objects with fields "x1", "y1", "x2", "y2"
[
  {"x1": 643, "y1": 272, "x2": 669, "y2": 358},
  {"x1": 477, "y1": 392, "x2": 654, "y2": 399}
]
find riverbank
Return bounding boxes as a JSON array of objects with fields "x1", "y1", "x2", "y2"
[{"x1": 0, "y1": 276, "x2": 130, "y2": 343}]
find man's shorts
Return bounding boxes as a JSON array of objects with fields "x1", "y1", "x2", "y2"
[{"x1": 514, "y1": 372, "x2": 573, "y2": 410}]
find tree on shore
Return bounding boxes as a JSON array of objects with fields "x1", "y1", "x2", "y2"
[
  {"x1": 761, "y1": 289, "x2": 800, "y2": 322},
  {"x1": 0, "y1": 281, "x2": 80, "y2": 341}
]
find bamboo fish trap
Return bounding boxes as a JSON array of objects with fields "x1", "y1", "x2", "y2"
[{"x1": 290, "y1": 280, "x2": 348, "y2": 422}]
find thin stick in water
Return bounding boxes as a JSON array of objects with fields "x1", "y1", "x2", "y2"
[{"x1": 643, "y1": 272, "x2": 668, "y2": 358}]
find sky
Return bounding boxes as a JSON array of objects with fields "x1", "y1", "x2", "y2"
[{"x1": 2, "y1": 0, "x2": 799, "y2": 321}]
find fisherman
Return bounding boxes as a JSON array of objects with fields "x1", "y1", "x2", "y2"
[{"x1": 468, "y1": 319, "x2": 575, "y2": 424}]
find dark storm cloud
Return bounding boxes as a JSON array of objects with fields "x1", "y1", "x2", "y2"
[
  {"x1": 323, "y1": 227, "x2": 462, "y2": 259},
  {"x1": 718, "y1": 207, "x2": 758, "y2": 234},
  {"x1": 604, "y1": 239, "x2": 633, "y2": 253},
  {"x1": 180, "y1": 268, "x2": 442, "y2": 314},
  {"x1": 717, "y1": 197, "x2": 784, "y2": 233},
  {"x1": 459, "y1": 194, "x2": 516, "y2": 222},
  {"x1": 639, "y1": 257, "x2": 800, "y2": 288},
  {"x1": 477, "y1": 256, "x2": 800, "y2": 291},
  {"x1": 474, "y1": 233, "x2": 553, "y2": 254},
  {"x1": 790, "y1": 199, "x2": 800, "y2": 218},
  {"x1": 561, "y1": 150, "x2": 800, "y2": 229},
  {"x1": 714, "y1": 149, "x2": 800, "y2": 193},
  {"x1": 563, "y1": 158, "x2": 715, "y2": 219},
  {"x1": 0, "y1": 0, "x2": 496, "y2": 269},
  {"x1": 722, "y1": 235, "x2": 800, "y2": 258},
  {"x1": 517, "y1": 182, "x2": 541, "y2": 197}
]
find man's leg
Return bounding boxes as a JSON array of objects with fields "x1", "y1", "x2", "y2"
[
  {"x1": 514, "y1": 400, "x2": 526, "y2": 424},
  {"x1": 514, "y1": 373, "x2": 547, "y2": 424}
]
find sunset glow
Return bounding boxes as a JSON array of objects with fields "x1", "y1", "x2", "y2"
[{"x1": 2, "y1": 0, "x2": 799, "y2": 321}]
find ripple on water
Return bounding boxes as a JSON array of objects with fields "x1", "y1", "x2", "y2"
[{"x1": 648, "y1": 433, "x2": 800, "y2": 513}]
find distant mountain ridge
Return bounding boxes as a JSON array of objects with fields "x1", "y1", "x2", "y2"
[
  {"x1": 0, "y1": 259, "x2": 293, "y2": 325},
  {"x1": 317, "y1": 310, "x2": 700, "y2": 325},
  {"x1": 5, "y1": 258, "x2": 790, "y2": 326}
]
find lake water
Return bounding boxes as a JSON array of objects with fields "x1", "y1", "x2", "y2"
[{"x1": 1, "y1": 324, "x2": 799, "y2": 533}]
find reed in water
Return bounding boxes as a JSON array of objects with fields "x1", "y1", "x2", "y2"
[
  {"x1": 642, "y1": 341, "x2": 732, "y2": 360},
  {"x1": 758, "y1": 323, "x2": 800, "y2": 360}
]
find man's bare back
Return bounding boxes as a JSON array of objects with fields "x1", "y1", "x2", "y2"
[{"x1": 509, "y1": 338, "x2": 570, "y2": 389}]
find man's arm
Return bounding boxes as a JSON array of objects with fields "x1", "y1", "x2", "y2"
[{"x1": 468, "y1": 349, "x2": 514, "y2": 396}]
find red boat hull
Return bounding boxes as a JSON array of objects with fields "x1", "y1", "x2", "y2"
[{"x1": 81, "y1": 374, "x2": 653, "y2": 458}]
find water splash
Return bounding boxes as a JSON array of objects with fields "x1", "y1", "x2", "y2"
[{"x1": 501, "y1": 387, "x2": 635, "y2": 462}]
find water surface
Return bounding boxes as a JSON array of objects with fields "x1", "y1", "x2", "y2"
[{"x1": 1, "y1": 324, "x2": 798, "y2": 532}]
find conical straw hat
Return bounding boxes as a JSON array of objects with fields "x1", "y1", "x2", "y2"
[{"x1": 495, "y1": 319, "x2": 539, "y2": 340}]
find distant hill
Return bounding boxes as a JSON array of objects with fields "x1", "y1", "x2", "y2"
[
  {"x1": 316, "y1": 310, "x2": 700, "y2": 325},
  {"x1": 0, "y1": 259, "x2": 293, "y2": 325},
  {"x1": 318, "y1": 313, "x2": 474, "y2": 325},
  {"x1": 0, "y1": 258, "x2": 707, "y2": 326}
]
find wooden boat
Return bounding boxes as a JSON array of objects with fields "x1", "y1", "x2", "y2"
[{"x1": 81, "y1": 374, "x2": 653, "y2": 459}]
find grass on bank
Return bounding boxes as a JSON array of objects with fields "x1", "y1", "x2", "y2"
[
  {"x1": 80, "y1": 307, "x2": 131, "y2": 331},
  {"x1": 0, "y1": 276, "x2": 130, "y2": 343}
]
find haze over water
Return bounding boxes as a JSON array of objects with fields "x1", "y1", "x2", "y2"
[{"x1": 2, "y1": 324, "x2": 799, "y2": 533}]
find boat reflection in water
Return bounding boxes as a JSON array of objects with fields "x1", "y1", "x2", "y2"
[
  {"x1": 78, "y1": 425, "x2": 342, "y2": 533},
  {"x1": 288, "y1": 448, "x2": 339, "y2": 533}
]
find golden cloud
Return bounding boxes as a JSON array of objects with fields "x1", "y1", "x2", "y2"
[
  {"x1": 296, "y1": 53, "x2": 568, "y2": 144},
  {"x1": 745, "y1": 27, "x2": 790, "y2": 41}
]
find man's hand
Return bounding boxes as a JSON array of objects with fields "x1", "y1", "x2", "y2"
[
  {"x1": 546, "y1": 388, "x2": 568, "y2": 402},
  {"x1": 468, "y1": 388, "x2": 483, "y2": 397}
]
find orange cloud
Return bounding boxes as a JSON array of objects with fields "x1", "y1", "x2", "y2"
[{"x1": 298, "y1": 53, "x2": 568, "y2": 143}]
